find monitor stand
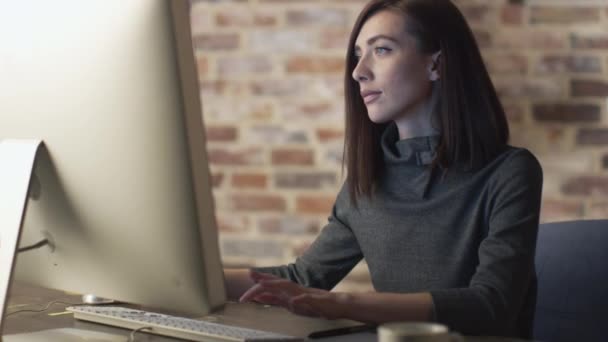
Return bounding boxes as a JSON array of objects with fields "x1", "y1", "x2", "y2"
[{"x1": 0, "y1": 139, "x2": 43, "y2": 333}]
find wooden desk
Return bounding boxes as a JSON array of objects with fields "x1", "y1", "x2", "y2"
[{"x1": 2, "y1": 283, "x2": 528, "y2": 342}]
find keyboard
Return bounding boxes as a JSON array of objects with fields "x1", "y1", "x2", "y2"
[{"x1": 67, "y1": 305, "x2": 303, "y2": 341}]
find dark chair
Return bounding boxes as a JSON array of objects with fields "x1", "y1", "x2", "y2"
[{"x1": 533, "y1": 219, "x2": 608, "y2": 342}]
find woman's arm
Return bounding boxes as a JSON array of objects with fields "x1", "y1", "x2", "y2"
[
  {"x1": 239, "y1": 275, "x2": 434, "y2": 323},
  {"x1": 337, "y1": 291, "x2": 433, "y2": 324}
]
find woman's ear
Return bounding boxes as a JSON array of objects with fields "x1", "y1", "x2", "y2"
[{"x1": 428, "y1": 51, "x2": 441, "y2": 81}]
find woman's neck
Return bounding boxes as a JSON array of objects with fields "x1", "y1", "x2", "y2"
[{"x1": 393, "y1": 98, "x2": 438, "y2": 140}]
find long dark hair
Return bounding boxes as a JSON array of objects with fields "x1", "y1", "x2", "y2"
[{"x1": 344, "y1": 0, "x2": 509, "y2": 204}]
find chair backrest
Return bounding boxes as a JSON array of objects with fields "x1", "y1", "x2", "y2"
[{"x1": 533, "y1": 219, "x2": 608, "y2": 342}]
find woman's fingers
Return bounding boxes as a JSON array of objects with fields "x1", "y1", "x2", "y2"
[
  {"x1": 253, "y1": 293, "x2": 287, "y2": 307},
  {"x1": 249, "y1": 270, "x2": 280, "y2": 283},
  {"x1": 240, "y1": 278, "x2": 301, "y2": 303},
  {"x1": 240, "y1": 283, "x2": 263, "y2": 302},
  {"x1": 239, "y1": 277, "x2": 335, "y2": 319}
]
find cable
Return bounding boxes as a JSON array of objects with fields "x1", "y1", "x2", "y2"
[
  {"x1": 128, "y1": 326, "x2": 153, "y2": 342},
  {"x1": 17, "y1": 238, "x2": 49, "y2": 253},
  {"x1": 7, "y1": 299, "x2": 154, "y2": 341},
  {"x1": 4, "y1": 300, "x2": 79, "y2": 317}
]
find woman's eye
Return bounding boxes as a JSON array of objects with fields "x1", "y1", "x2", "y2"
[{"x1": 374, "y1": 47, "x2": 391, "y2": 55}]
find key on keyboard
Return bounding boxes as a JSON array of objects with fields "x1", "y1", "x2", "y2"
[{"x1": 67, "y1": 306, "x2": 303, "y2": 341}]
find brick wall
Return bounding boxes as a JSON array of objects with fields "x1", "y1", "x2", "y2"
[{"x1": 191, "y1": 0, "x2": 608, "y2": 290}]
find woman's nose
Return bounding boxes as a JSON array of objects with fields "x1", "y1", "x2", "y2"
[{"x1": 352, "y1": 57, "x2": 371, "y2": 83}]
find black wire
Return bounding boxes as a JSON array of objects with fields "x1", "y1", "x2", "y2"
[{"x1": 17, "y1": 239, "x2": 49, "y2": 253}]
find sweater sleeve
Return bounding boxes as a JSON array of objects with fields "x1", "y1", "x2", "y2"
[
  {"x1": 253, "y1": 187, "x2": 363, "y2": 290},
  {"x1": 429, "y1": 149, "x2": 543, "y2": 336}
]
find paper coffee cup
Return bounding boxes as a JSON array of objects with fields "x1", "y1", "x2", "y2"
[{"x1": 378, "y1": 322, "x2": 463, "y2": 342}]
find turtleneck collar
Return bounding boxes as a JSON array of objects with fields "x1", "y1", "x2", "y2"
[{"x1": 381, "y1": 122, "x2": 440, "y2": 167}]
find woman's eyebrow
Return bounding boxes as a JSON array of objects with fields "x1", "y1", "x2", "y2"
[{"x1": 354, "y1": 34, "x2": 399, "y2": 50}]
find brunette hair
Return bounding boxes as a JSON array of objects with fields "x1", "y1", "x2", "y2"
[{"x1": 343, "y1": 0, "x2": 509, "y2": 204}]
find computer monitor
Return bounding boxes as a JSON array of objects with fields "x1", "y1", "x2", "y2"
[{"x1": 0, "y1": 0, "x2": 225, "y2": 325}]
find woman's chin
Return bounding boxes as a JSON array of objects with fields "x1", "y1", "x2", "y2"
[{"x1": 367, "y1": 113, "x2": 391, "y2": 124}]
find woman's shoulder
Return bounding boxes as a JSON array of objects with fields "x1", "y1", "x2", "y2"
[
  {"x1": 500, "y1": 146, "x2": 542, "y2": 170},
  {"x1": 489, "y1": 145, "x2": 543, "y2": 183}
]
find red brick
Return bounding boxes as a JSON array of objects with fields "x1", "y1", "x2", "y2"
[
  {"x1": 545, "y1": 127, "x2": 568, "y2": 148},
  {"x1": 536, "y1": 55, "x2": 602, "y2": 74},
  {"x1": 274, "y1": 172, "x2": 336, "y2": 189},
  {"x1": 530, "y1": 7, "x2": 600, "y2": 24},
  {"x1": 484, "y1": 54, "x2": 528, "y2": 74},
  {"x1": 571, "y1": 33, "x2": 608, "y2": 49},
  {"x1": 571, "y1": 79, "x2": 608, "y2": 97},
  {"x1": 250, "y1": 79, "x2": 307, "y2": 97},
  {"x1": 587, "y1": 202, "x2": 608, "y2": 219},
  {"x1": 532, "y1": 104, "x2": 600, "y2": 123},
  {"x1": 323, "y1": 145, "x2": 345, "y2": 166},
  {"x1": 501, "y1": 4, "x2": 523, "y2": 25},
  {"x1": 539, "y1": 153, "x2": 595, "y2": 174},
  {"x1": 259, "y1": 0, "x2": 319, "y2": 2},
  {"x1": 286, "y1": 9, "x2": 349, "y2": 27},
  {"x1": 216, "y1": 11, "x2": 277, "y2": 27},
  {"x1": 196, "y1": 56, "x2": 208, "y2": 78},
  {"x1": 320, "y1": 29, "x2": 351, "y2": 49},
  {"x1": 221, "y1": 239, "x2": 284, "y2": 259},
  {"x1": 279, "y1": 101, "x2": 341, "y2": 122},
  {"x1": 562, "y1": 176, "x2": 608, "y2": 196},
  {"x1": 193, "y1": 33, "x2": 240, "y2": 51},
  {"x1": 250, "y1": 103, "x2": 274, "y2": 121},
  {"x1": 296, "y1": 196, "x2": 334, "y2": 214},
  {"x1": 249, "y1": 30, "x2": 315, "y2": 53},
  {"x1": 286, "y1": 56, "x2": 345, "y2": 74},
  {"x1": 494, "y1": 78, "x2": 562, "y2": 99},
  {"x1": 576, "y1": 129, "x2": 608, "y2": 146},
  {"x1": 230, "y1": 194, "x2": 286, "y2": 212},
  {"x1": 217, "y1": 214, "x2": 251, "y2": 233},
  {"x1": 206, "y1": 125, "x2": 238, "y2": 141},
  {"x1": 208, "y1": 148, "x2": 264, "y2": 166},
  {"x1": 494, "y1": 30, "x2": 566, "y2": 50},
  {"x1": 316, "y1": 128, "x2": 344, "y2": 142},
  {"x1": 217, "y1": 56, "x2": 273, "y2": 76},
  {"x1": 191, "y1": 4, "x2": 212, "y2": 34},
  {"x1": 540, "y1": 199, "x2": 584, "y2": 223},
  {"x1": 271, "y1": 149, "x2": 314, "y2": 166},
  {"x1": 231, "y1": 173, "x2": 268, "y2": 189},
  {"x1": 248, "y1": 125, "x2": 309, "y2": 144},
  {"x1": 197, "y1": 0, "x2": 246, "y2": 2},
  {"x1": 201, "y1": 80, "x2": 247, "y2": 97},
  {"x1": 301, "y1": 103, "x2": 334, "y2": 116},
  {"x1": 258, "y1": 217, "x2": 320, "y2": 235},
  {"x1": 459, "y1": 5, "x2": 493, "y2": 25}
]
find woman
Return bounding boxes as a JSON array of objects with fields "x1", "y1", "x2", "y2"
[{"x1": 225, "y1": 0, "x2": 542, "y2": 338}]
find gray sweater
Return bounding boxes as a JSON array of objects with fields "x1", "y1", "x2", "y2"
[{"x1": 255, "y1": 123, "x2": 543, "y2": 338}]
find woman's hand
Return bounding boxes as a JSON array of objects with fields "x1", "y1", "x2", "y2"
[{"x1": 240, "y1": 271, "x2": 348, "y2": 320}]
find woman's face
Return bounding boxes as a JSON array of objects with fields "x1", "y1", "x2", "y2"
[{"x1": 352, "y1": 10, "x2": 438, "y2": 125}]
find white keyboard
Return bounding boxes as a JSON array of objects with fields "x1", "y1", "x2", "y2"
[{"x1": 67, "y1": 306, "x2": 303, "y2": 342}]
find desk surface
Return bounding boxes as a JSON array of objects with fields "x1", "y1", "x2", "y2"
[{"x1": 3, "y1": 283, "x2": 527, "y2": 342}]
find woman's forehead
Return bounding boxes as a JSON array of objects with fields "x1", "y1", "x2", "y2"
[{"x1": 355, "y1": 10, "x2": 410, "y2": 46}]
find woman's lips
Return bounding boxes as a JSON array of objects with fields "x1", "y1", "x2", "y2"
[{"x1": 362, "y1": 91, "x2": 381, "y2": 105}]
